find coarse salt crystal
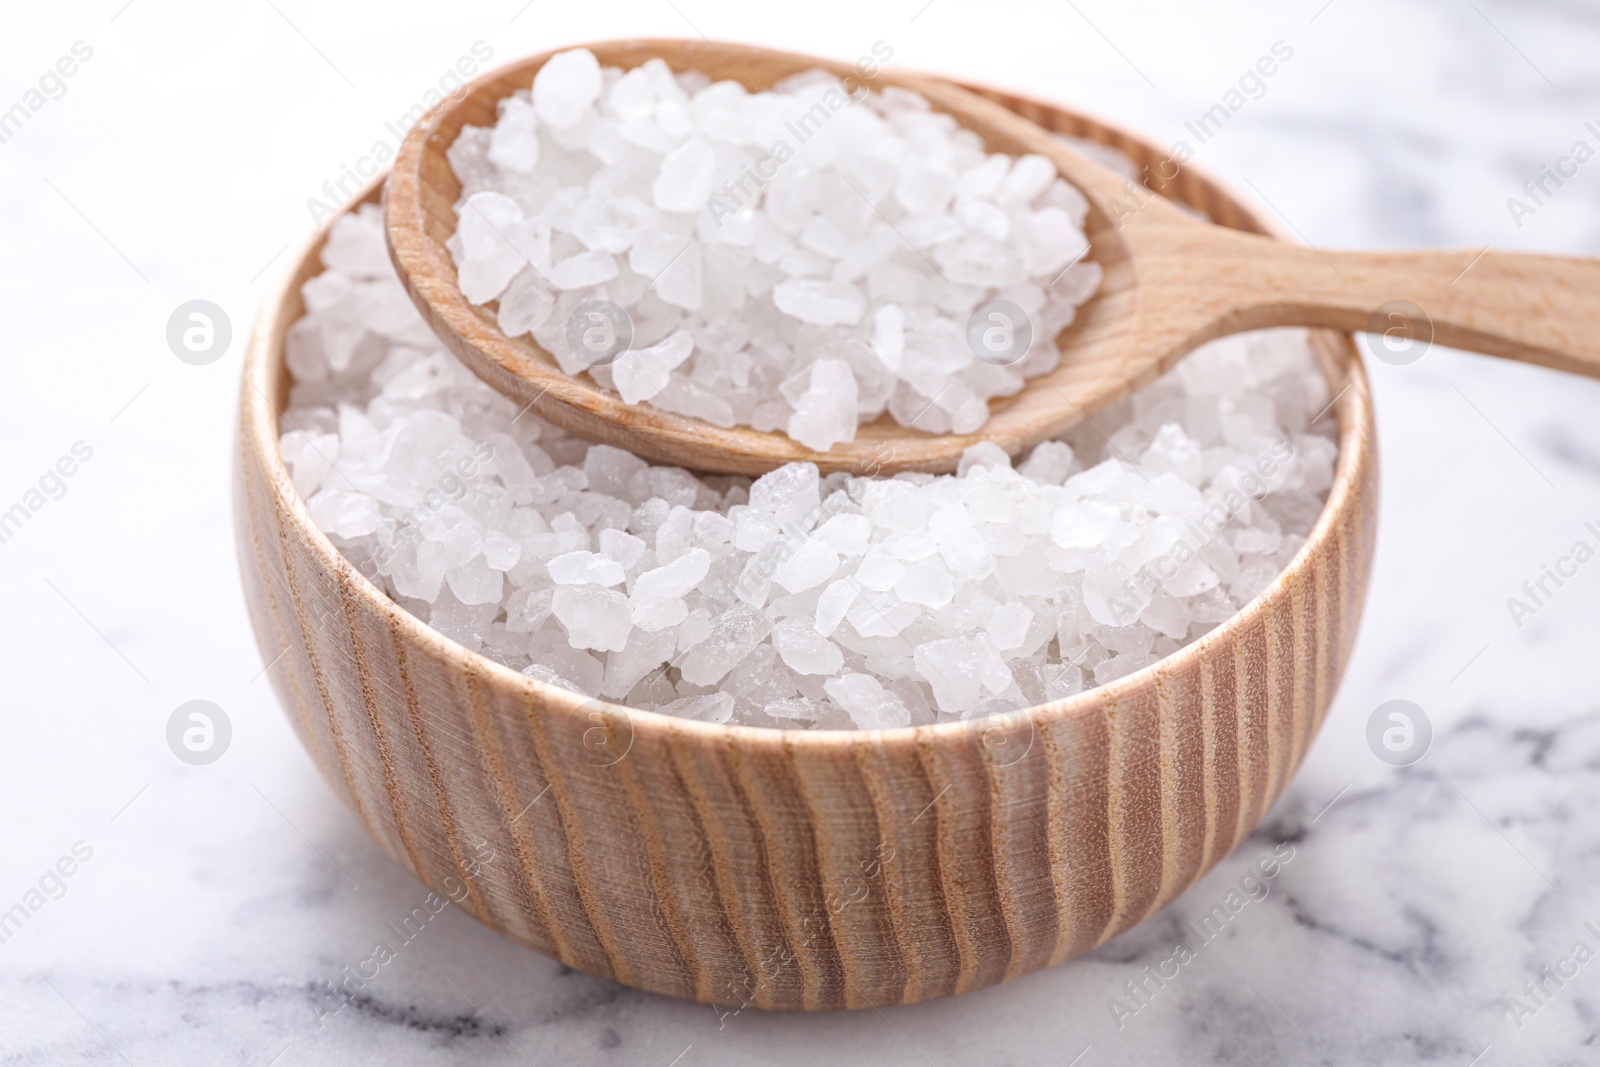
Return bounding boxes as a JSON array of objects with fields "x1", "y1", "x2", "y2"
[{"x1": 533, "y1": 47, "x2": 603, "y2": 128}]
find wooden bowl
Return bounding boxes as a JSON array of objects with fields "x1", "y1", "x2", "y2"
[{"x1": 236, "y1": 75, "x2": 1376, "y2": 1012}]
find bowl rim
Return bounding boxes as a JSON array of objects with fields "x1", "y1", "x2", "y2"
[{"x1": 240, "y1": 59, "x2": 1373, "y2": 754}]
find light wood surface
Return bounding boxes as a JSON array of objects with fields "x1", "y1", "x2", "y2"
[
  {"x1": 239, "y1": 86, "x2": 1378, "y2": 1011},
  {"x1": 385, "y1": 38, "x2": 1598, "y2": 477}
]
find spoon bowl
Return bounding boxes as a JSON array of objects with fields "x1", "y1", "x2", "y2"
[{"x1": 385, "y1": 38, "x2": 1143, "y2": 477}]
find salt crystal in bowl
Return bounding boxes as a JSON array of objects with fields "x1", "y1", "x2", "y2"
[{"x1": 237, "y1": 82, "x2": 1376, "y2": 1011}]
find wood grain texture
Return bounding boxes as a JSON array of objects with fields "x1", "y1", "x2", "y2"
[{"x1": 237, "y1": 86, "x2": 1379, "y2": 1011}]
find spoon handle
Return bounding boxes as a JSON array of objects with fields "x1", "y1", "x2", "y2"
[{"x1": 1225, "y1": 237, "x2": 1600, "y2": 378}]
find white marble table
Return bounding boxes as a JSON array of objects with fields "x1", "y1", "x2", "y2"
[{"x1": 3, "y1": 1, "x2": 1599, "y2": 1063}]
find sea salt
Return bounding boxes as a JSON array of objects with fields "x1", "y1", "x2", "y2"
[
  {"x1": 823, "y1": 674, "x2": 911, "y2": 730},
  {"x1": 444, "y1": 49, "x2": 1103, "y2": 452},
  {"x1": 283, "y1": 186, "x2": 1335, "y2": 730}
]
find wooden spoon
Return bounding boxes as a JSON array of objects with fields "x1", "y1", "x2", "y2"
[{"x1": 387, "y1": 38, "x2": 1600, "y2": 477}]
